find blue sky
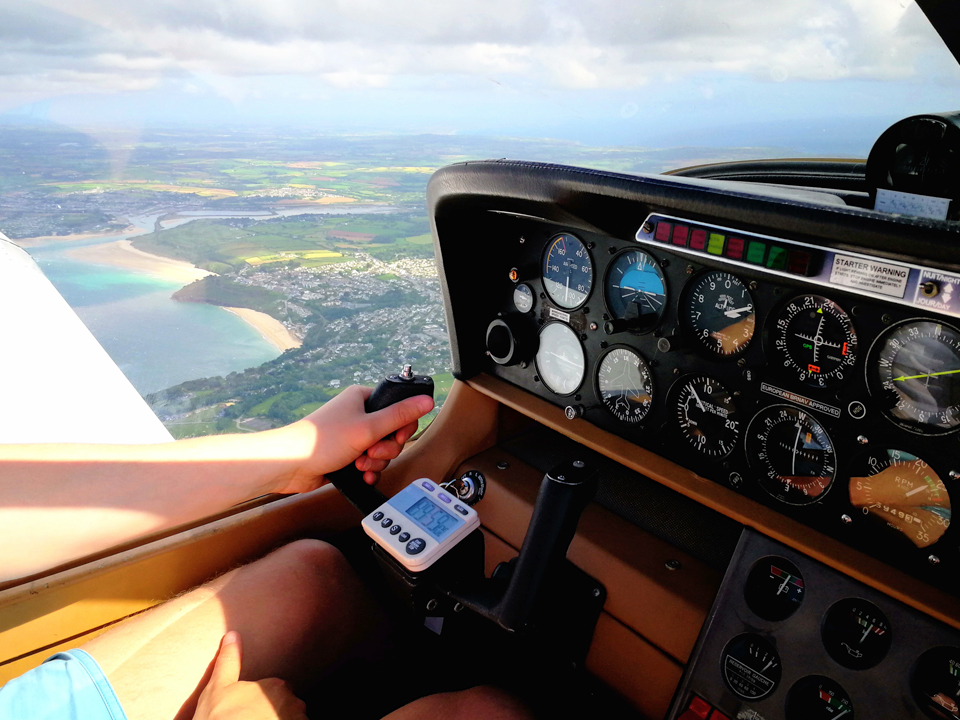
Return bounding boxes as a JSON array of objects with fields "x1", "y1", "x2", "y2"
[{"x1": 2, "y1": 0, "x2": 959, "y2": 155}]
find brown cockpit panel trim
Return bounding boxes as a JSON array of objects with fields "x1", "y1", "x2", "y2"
[
  {"x1": 466, "y1": 373, "x2": 960, "y2": 630},
  {"x1": 463, "y1": 448, "x2": 719, "y2": 664}
]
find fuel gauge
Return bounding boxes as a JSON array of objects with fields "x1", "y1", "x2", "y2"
[
  {"x1": 821, "y1": 598, "x2": 892, "y2": 670},
  {"x1": 744, "y1": 556, "x2": 805, "y2": 621}
]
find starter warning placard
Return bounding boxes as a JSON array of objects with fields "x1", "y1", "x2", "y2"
[{"x1": 829, "y1": 254, "x2": 910, "y2": 298}]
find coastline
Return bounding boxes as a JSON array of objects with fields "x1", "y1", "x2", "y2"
[
  {"x1": 222, "y1": 307, "x2": 302, "y2": 351},
  {"x1": 14, "y1": 226, "x2": 138, "y2": 248},
  {"x1": 66, "y1": 239, "x2": 212, "y2": 284}
]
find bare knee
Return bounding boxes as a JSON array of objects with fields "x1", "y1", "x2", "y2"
[
  {"x1": 265, "y1": 538, "x2": 355, "y2": 590},
  {"x1": 385, "y1": 686, "x2": 534, "y2": 720}
]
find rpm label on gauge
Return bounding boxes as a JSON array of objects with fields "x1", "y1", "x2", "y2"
[
  {"x1": 721, "y1": 634, "x2": 782, "y2": 700},
  {"x1": 683, "y1": 270, "x2": 756, "y2": 357},
  {"x1": 746, "y1": 405, "x2": 837, "y2": 506},
  {"x1": 597, "y1": 347, "x2": 653, "y2": 423},
  {"x1": 868, "y1": 319, "x2": 960, "y2": 435},
  {"x1": 674, "y1": 375, "x2": 741, "y2": 458},
  {"x1": 848, "y1": 449, "x2": 951, "y2": 548},
  {"x1": 772, "y1": 295, "x2": 858, "y2": 388},
  {"x1": 542, "y1": 233, "x2": 593, "y2": 310}
]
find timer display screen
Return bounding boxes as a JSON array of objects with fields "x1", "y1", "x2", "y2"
[{"x1": 405, "y1": 497, "x2": 460, "y2": 540}]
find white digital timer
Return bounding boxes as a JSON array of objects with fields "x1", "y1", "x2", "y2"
[{"x1": 361, "y1": 478, "x2": 480, "y2": 572}]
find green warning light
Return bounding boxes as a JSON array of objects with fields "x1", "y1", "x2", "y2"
[
  {"x1": 766, "y1": 246, "x2": 788, "y2": 270},
  {"x1": 746, "y1": 241, "x2": 766, "y2": 264}
]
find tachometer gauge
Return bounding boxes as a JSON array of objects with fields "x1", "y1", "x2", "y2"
[
  {"x1": 785, "y1": 676, "x2": 854, "y2": 720},
  {"x1": 535, "y1": 322, "x2": 585, "y2": 395},
  {"x1": 683, "y1": 270, "x2": 756, "y2": 357},
  {"x1": 604, "y1": 250, "x2": 667, "y2": 331},
  {"x1": 746, "y1": 405, "x2": 837, "y2": 506},
  {"x1": 869, "y1": 320, "x2": 960, "y2": 435},
  {"x1": 596, "y1": 347, "x2": 653, "y2": 423},
  {"x1": 721, "y1": 633, "x2": 782, "y2": 700},
  {"x1": 772, "y1": 295, "x2": 858, "y2": 388},
  {"x1": 821, "y1": 598, "x2": 892, "y2": 670},
  {"x1": 911, "y1": 647, "x2": 960, "y2": 720},
  {"x1": 674, "y1": 375, "x2": 741, "y2": 458},
  {"x1": 542, "y1": 233, "x2": 593, "y2": 310},
  {"x1": 744, "y1": 556, "x2": 805, "y2": 621},
  {"x1": 848, "y1": 449, "x2": 950, "y2": 548}
]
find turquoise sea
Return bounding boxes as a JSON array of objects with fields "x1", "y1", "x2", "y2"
[{"x1": 29, "y1": 240, "x2": 280, "y2": 397}]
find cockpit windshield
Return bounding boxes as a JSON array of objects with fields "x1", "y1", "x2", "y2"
[{"x1": 1, "y1": 0, "x2": 958, "y2": 440}]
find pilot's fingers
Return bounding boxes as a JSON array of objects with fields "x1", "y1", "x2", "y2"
[
  {"x1": 257, "y1": 678, "x2": 308, "y2": 720},
  {"x1": 208, "y1": 631, "x2": 242, "y2": 688},
  {"x1": 356, "y1": 455, "x2": 390, "y2": 474},
  {"x1": 364, "y1": 395, "x2": 433, "y2": 445},
  {"x1": 394, "y1": 419, "x2": 422, "y2": 446}
]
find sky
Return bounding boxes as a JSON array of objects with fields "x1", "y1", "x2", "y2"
[{"x1": 2, "y1": 0, "x2": 959, "y2": 153}]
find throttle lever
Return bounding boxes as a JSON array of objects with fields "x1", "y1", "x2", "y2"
[{"x1": 325, "y1": 365, "x2": 434, "y2": 515}]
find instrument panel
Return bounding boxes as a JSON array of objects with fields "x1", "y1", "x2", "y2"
[{"x1": 483, "y1": 214, "x2": 960, "y2": 595}]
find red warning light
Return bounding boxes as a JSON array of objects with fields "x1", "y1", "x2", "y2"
[{"x1": 808, "y1": 364, "x2": 821, "y2": 374}]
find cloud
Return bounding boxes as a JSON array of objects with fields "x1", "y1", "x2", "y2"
[{"x1": 0, "y1": 0, "x2": 956, "y2": 118}]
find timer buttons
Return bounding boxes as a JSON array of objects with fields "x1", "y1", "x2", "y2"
[{"x1": 406, "y1": 538, "x2": 426, "y2": 555}]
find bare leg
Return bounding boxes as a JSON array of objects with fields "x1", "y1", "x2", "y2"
[
  {"x1": 382, "y1": 687, "x2": 535, "y2": 720},
  {"x1": 82, "y1": 539, "x2": 381, "y2": 720}
]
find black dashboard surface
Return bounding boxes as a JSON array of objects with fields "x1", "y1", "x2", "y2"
[{"x1": 428, "y1": 160, "x2": 960, "y2": 598}]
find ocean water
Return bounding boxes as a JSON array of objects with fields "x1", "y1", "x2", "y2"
[{"x1": 32, "y1": 252, "x2": 280, "y2": 397}]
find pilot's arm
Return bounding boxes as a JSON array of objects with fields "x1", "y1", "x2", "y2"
[{"x1": 0, "y1": 385, "x2": 433, "y2": 582}]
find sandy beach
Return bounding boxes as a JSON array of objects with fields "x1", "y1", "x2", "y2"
[
  {"x1": 222, "y1": 307, "x2": 302, "y2": 351},
  {"x1": 67, "y1": 239, "x2": 212, "y2": 284},
  {"x1": 15, "y1": 226, "x2": 138, "y2": 249}
]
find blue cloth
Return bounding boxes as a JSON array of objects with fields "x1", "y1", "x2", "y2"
[{"x1": 0, "y1": 649, "x2": 128, "y2": 720}]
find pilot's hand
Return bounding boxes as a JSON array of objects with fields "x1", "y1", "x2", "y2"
[
  {"x1": 193, "y1": 632, "x2": 308, "y2": 720},
  {"x1": 280, "y1": 384, "x2": 434, "y2": 492}
]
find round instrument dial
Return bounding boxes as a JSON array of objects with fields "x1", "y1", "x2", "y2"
[
  {"x1": 535, "y1": 322, "x2": 585, "y2": 396},
  {"x1": 848, "y1": 449, "x2": 951, "y2": 549},
  {"x1": 683, "y1": 270, "x2": 756, "y2": 357},
  {"x1": 772, "y1": 295, "x2": 858, "y2": 388},
  {"x1": 513, "y1": 283, "x2": 534, "y2": 313},
  {"x1": 744, "y1": 556, "x2": 805, "y2": 621},
  {"x1": 542, "y1": 233, "x2": 593, "y2": 310},
  {"x1": 597, "y1": 347, "x2": 654, "y2": 423},
  {"x1": 869, "y1": 320, "x2": 960, "y2": 435},
  {"x1": 746, "y1": 405, "x2": 837, "y2": 506},
  {"x1": 821, "y1": 597, "x2": 892, "y2": 670},
  {"x1": 911, "y1": 646, "x2": 960, "y2": 720},
  {"x1": 604, "y1": 249, "x2": 667, "y2": 330},
  {"x1": 785, "y1": 676, "x2": 854, "y2": 720},
  {"x1": 674, "y1": 375, "x2": 741, "y2": 458},
  {"x1": 721, "y1": 633, "x2": 782, "y2": 700}
]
